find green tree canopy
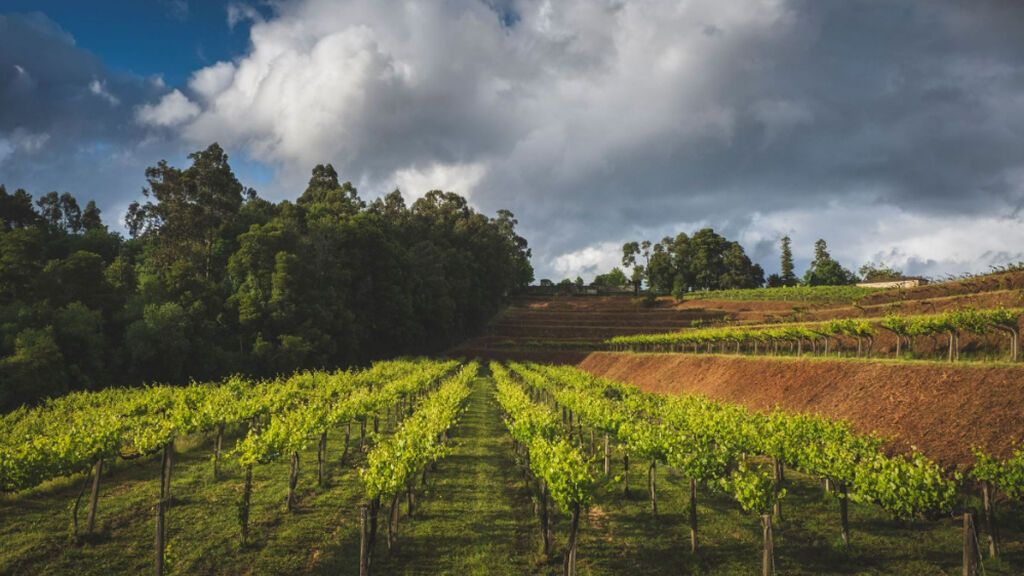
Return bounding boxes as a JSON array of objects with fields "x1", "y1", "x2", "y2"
[{"x1": 803, "y1": 239, "x2": 857, "y2": 286}]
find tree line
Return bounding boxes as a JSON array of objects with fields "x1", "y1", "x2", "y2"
[
  {"x1": 0, "y1": 143, "x2": 533, "y2": 410},
  {"x1": 574, "y1": 231, "x2": 903, "y2": 297}
]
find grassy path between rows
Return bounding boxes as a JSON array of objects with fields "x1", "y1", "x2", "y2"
[{"x1": 365, "y1": 376, "x2": 537, "y2": 575}]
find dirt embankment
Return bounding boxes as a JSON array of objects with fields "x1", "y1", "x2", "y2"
[{"x1": 578, "y1": 352, "x2": 1024, "y2": 468}]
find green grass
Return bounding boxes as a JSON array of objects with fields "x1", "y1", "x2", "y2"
[
  {"x1": 2, "y1": 375, "x2": 1023, "y2": 575},
  {"x1": 369, "y1": 377, "x2": 537, "y2": 575}
]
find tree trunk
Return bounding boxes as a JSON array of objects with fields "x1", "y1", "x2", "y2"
[
  {"x1": 240, "y1": 464, "x2": 253, "y2": 545},
  {"x1": 563, "y1": 502, "x2": 581, "y2": 576},
  {"x1": 287, "y1": 451, "x2": 299, "y2": 512},
  {"x1": 317, "y1": 432, "x2": 327, "y2": 488},
  {"x1": 963, "y1": 511, "x2": 979, "y2": 576},
  {"x1": 648, "y1": 460, "x2": 658, "y2": 516},
  {"x1": 360, "y1": 419, "x2": 367, "y2": 448},
  {"x1": 982, "y1": 481, "x2": 999, "y2": 559},
  {"x1": 762, "y1": 515, "x2": 775, "y2": 576},
  {"x1": 689, "y1": 478, "x2": 698, "y2": 554}
]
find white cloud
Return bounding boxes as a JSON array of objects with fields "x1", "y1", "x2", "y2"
[
  {"x1": 550, "y1": 241, "x2": 624, "y2": 281},
  {"x1": 227, "y1": 3, "x2": 263, "y2": 29},
  {"x1": 0, "y1": 128, "x2": 50, "y2": 164},
  {"x1": 89, "y1": 79, "x2": 120, "y2": 106},
  {"x1": 135, "y1": 89, "x2": 200, "y2": 127},
  {"x1": 740, "y1": 201, "x2": 1024, "y2": 279},
  {"x1": 188, "y1": 61, "x2": 236, "y2": 101},
  {"x1": 0, "y1": 139, "x2": 13, "y2": 164},
  {"x1": 390, "y1": 162, "x2": 486, "y2": 200}
]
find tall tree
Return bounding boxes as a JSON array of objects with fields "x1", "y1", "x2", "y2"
[
  {"x1": 0, "y1": 186, "x2": 40, "y2": 229},
  {"x1": 35, "y1": 192, "x2": 62, "y2": 230},
  {"x1": 81, "y1": 201, "x2": 104, "y2": 231},
  {"x1": 622, "y1": 241, "x2": 649, "y2": 294},
  {"x1": 779, "y1": 236, "x2": 797, "y2": 286},
  {"x1": 59, "y1": 193, "x2": 82, "y2": 233},
  {"x1": 803, "y1": 239, "x2": 857, "y2": 286}
]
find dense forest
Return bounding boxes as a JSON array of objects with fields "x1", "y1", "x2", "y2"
[{"x1": 0, "y1": 144, "x2": 533, "y2": 410}]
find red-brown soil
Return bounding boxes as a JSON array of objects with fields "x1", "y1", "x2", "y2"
[
  {"x1": 578, "y1": 352, "x2": 1024, "y2": 468},
  {"x1": 450, "y1": 295, "x2": 726, "y2": 354}
]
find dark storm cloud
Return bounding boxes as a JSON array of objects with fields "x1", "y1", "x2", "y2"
[
  {"x1": 0, "y1": 13, "x2": 177, "y2": 221},
  {"x1": 465, "y1": 0, "x2": 1024, "y2": 277}
]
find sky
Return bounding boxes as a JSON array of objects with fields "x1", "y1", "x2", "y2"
[{"x1": 2, "y1": 0, "x2": 1024, "y2": 282}]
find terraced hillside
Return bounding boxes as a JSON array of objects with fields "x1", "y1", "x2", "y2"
[
  {"x1": 450, "y1": 271, "x2": 1024, "y2": 467},
  {"x1": 452, "y1": 271, "x2": 1024, "y2": 362},
  {"x1": 450, "y1": 294, "x2": 727, "y2": 362}
]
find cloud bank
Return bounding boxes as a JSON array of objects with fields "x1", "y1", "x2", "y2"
[{"x1": 6, "y1": 1, "x2": 1024, "y2": 281}]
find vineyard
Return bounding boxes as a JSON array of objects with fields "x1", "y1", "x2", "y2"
[
  {"x1": 0, "y1": 359, "x2": 476, "y2": 575},
  {"x1": 608, "y1": 307, "x2": 1022, "y2": 362},
  {"x1": 3, "y1": 358, "x2": 1024, "y2": 575},
  {"x1": 681, "y1": 285, "x2": 878, "y2": 303}
]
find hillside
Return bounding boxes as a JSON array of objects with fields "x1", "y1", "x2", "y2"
[{"x1": 451, "y1": 272, "x2": 1024, "y2": 466}]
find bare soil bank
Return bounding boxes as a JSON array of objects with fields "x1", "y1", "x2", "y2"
[{"x1": 578, "y1": 351, "x2": 1024, "y2": 469}]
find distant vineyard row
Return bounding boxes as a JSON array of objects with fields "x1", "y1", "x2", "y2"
[
  {"x1": 682, "y1": 284, "x2": 879, "y2": 303},
  {"x1": 608, "y1": 307, "x2": 1022, "y2": 362}
]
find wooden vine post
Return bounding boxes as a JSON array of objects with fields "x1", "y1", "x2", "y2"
[
  {"x1": 689, "y1": 478, "x2": 698, "y2": 554},
  {"x1": 649, "y1": 460, "x2": 658, "y2": 516},
  {"x1": 287, "y1": 451, "x2": 300, "y2": 511},
  {"x1": 239, "y1": 464, "x2": 253, "y2": 545},
  {"x1": 761, "y1": 514, "x2": 775, "y2": 576},
  {"x1": 213, "y1": 423, "x2": 225, "y2": 480},
  {"x1": 317, "y1": 432, "x2": 327, "y2": 488},
  {"x1": 155, "y1": 442, "x2": 173, "y2": 576},
  {"x1": 963, "y1": 510, "x2": 980, "y2": 576},
  {"x1": 563, "y1": 502, "x2": 581, "y2": 576},
  {"x1": 981, "y1": 480, "x2": 999, "y2": 558},
  {"x1": 86, "y1": 457, "x2": 104, "y2": 534},
  {"x1": 358, "y1": 504, "x2": 370, "y2": 576},
  {"x1": 603, "y1": 433, "x2": 610, "y2": 476}
]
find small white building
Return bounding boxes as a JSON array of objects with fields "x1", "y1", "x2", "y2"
[{"x1": 856, "y1": 278, "x2": 928, "y2": 289}]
